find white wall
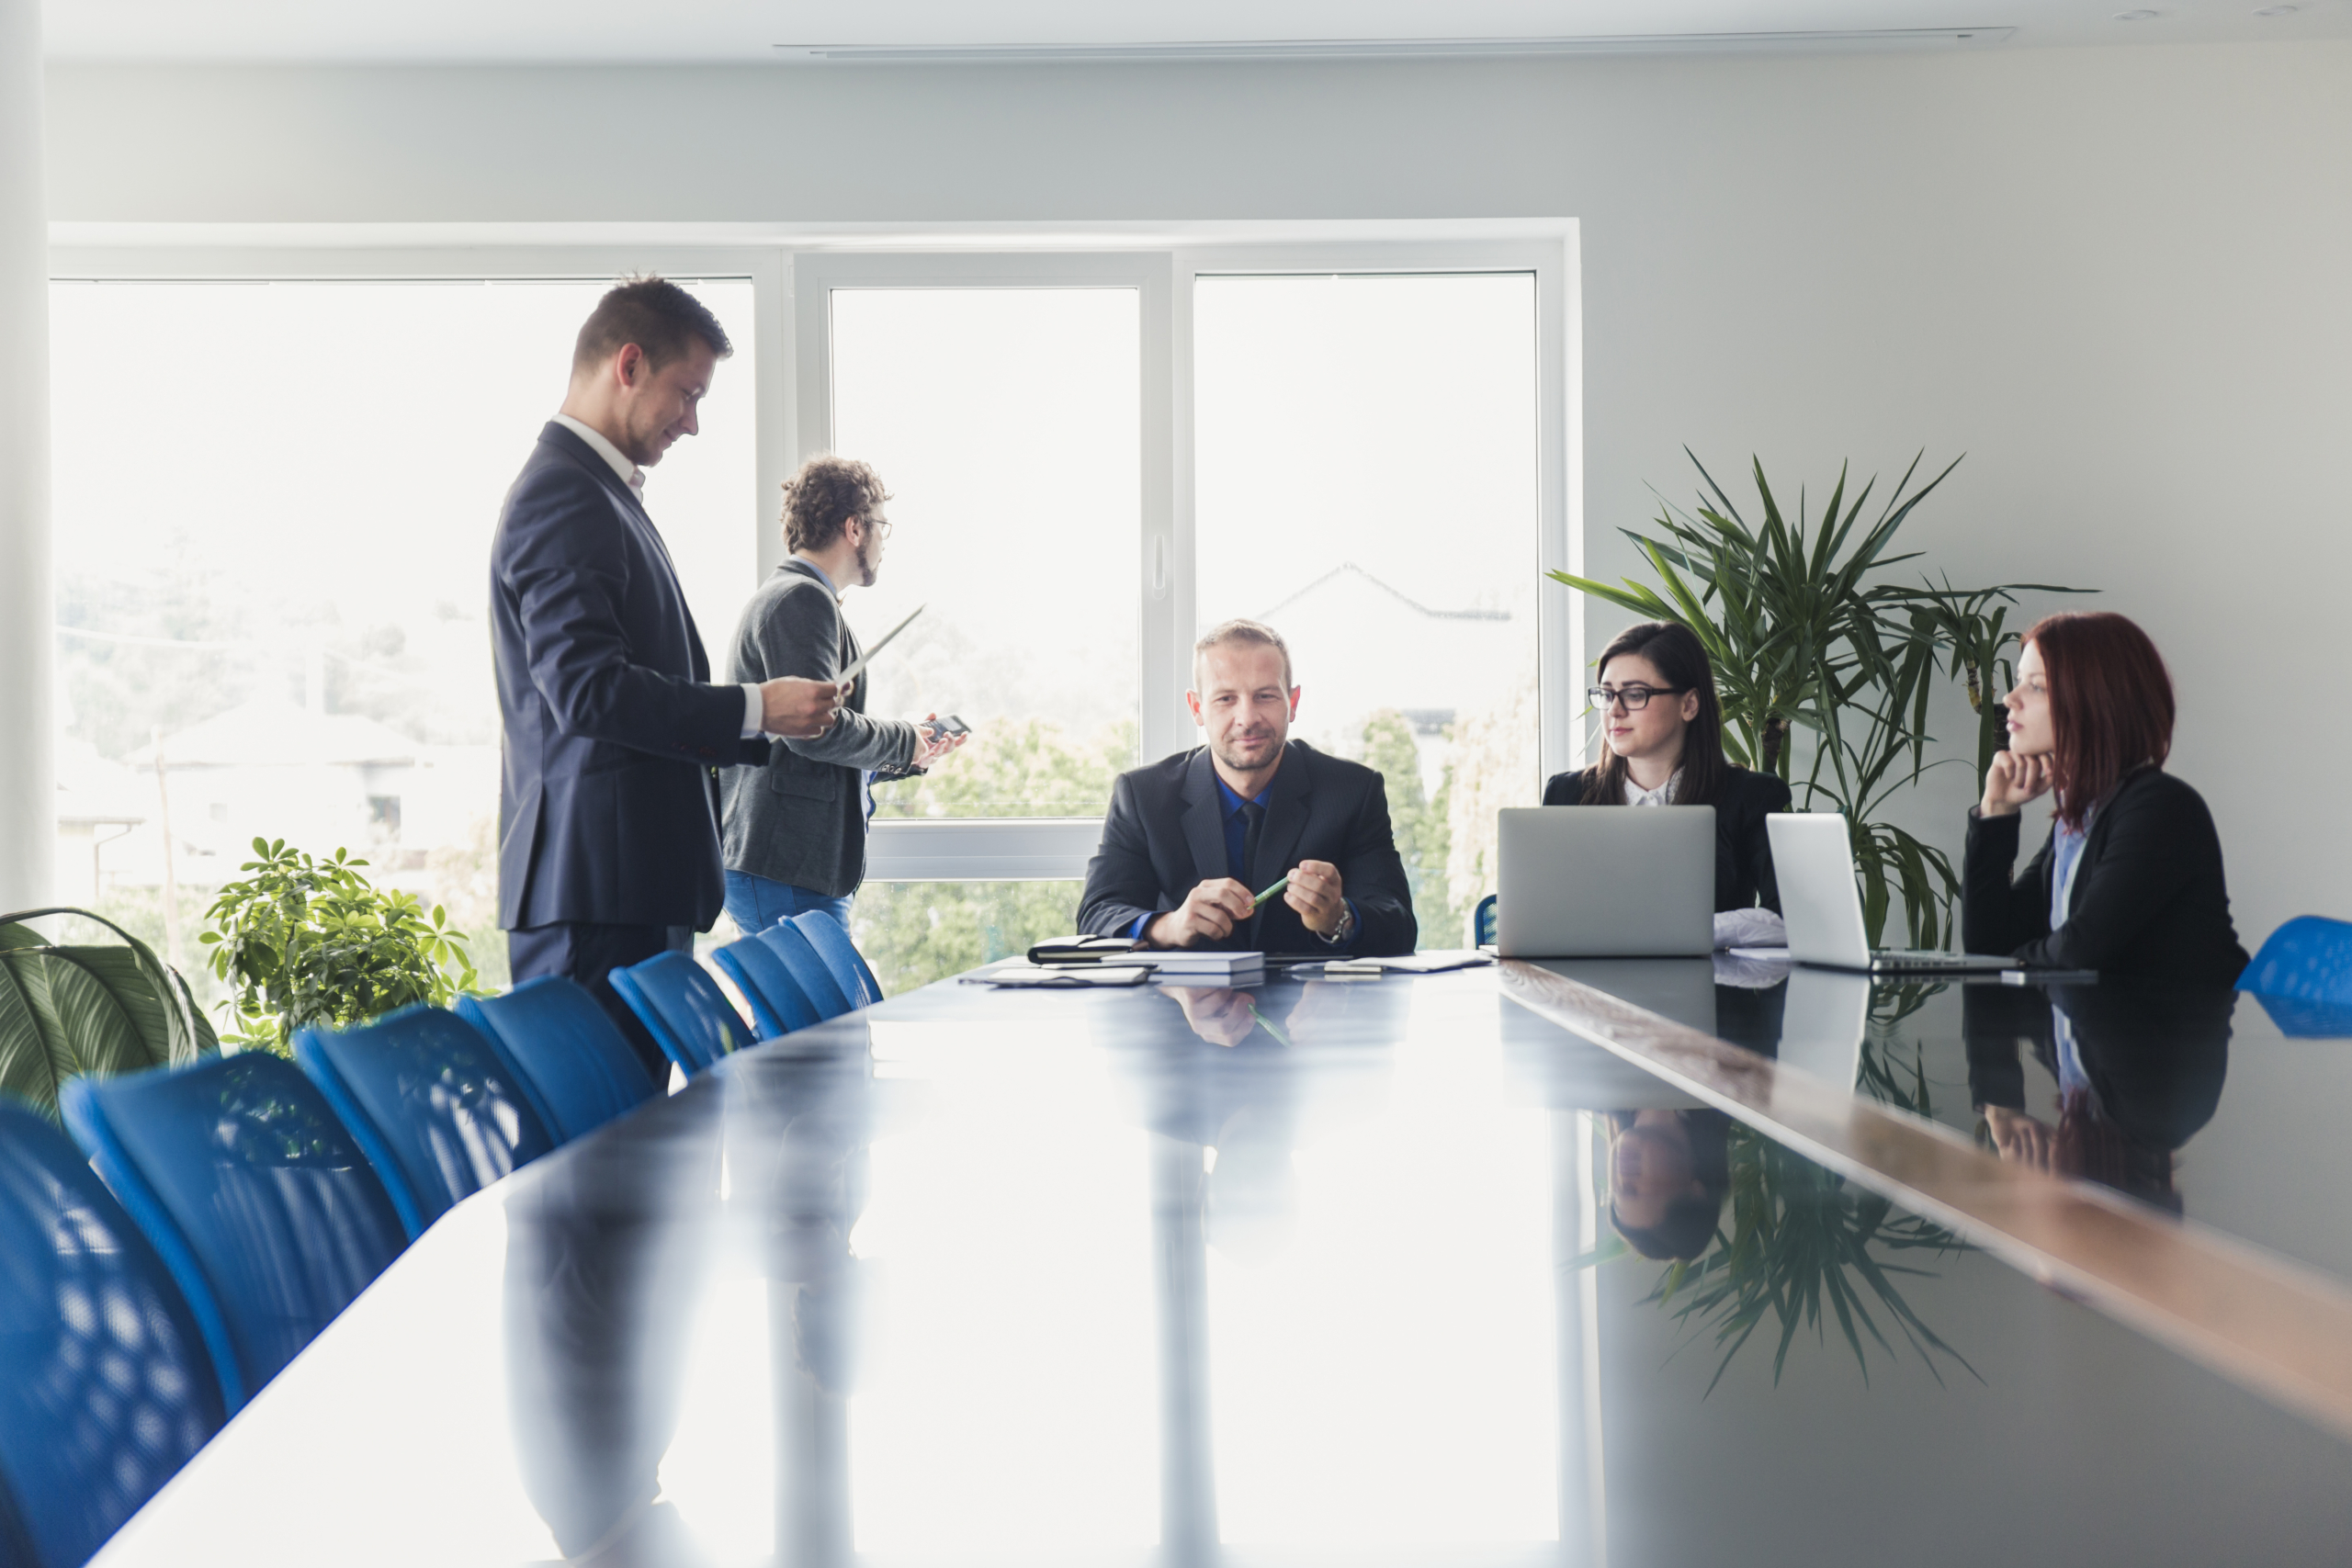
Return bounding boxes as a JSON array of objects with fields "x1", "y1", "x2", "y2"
[{"x1": 41, "y1": 41, "x2": 2352, "y2": 945}]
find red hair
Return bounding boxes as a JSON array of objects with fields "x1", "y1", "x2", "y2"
[{"x1": 2026, "y1": 612, "x2": 2174, "y2": 830}]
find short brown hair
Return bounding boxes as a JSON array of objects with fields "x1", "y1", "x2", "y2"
[
  {"x1": 571, "y1": 276, "x2": 733, "y2": 377},
  {"x1": 2027, "y1": 611, "x2": 2175, "y2": 830},
  {"x1": 1193, "y1": 618, "x2": 1293, "y2": 691},
  {"x1": 783, "y1": 455, "x2": 890, "y2": 553}
]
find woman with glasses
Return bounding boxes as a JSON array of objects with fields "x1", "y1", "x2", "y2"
[
  {"x1": 1543, "y1": 621, "x2": 1792, "y2": 930},
  {"x1": 1967, "y1": 612, "x2": 2247, "y2": 982}
]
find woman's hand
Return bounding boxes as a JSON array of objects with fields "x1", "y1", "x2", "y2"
[{"x1": 1980, "y1": 749, "x2": 2052, "y2": 818}]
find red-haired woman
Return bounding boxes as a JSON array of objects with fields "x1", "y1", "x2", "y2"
[{"x1": 1966, "y1": 612, "x2": 2248, "y2": 983}]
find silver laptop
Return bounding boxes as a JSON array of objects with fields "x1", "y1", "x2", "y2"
[
  {"x1": 1496, "y1": 807, "x2": 1715, "y2": 958},
  {"x1": 1767, "y1": 812, "x2": 2018, "y2": 973},
  {"x1": 1777, "y1": 967, "x2": 1873, "y2": 1084}
]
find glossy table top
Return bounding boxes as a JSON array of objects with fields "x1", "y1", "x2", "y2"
[{"x1": 94, "y1": 964, "x2": 2352, "y2": 1567}]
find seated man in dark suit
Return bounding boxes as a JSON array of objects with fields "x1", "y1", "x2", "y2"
[{"x1": 1077, "y1": 619, "x2": 1416, "y2": 955}]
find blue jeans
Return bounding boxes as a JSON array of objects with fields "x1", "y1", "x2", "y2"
[{"x1": 724, "y1": 870, "x2": 853, "y2": 938}]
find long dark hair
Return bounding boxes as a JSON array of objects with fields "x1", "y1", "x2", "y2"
[
  {"x1": 2026, "y1": 612, "x2": 2174, "y2": 831},
  {"x1": 1582, "y1": 621, "x2": 1730, "y2": 807}
]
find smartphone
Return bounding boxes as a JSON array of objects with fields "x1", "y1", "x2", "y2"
[{"x1": 922, "y1": 714, "x2": 971, "y2": 739}]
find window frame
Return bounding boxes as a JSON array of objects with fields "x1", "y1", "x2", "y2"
[{"x1": 47, "y1": 231, "x2": 1581, "y2": 885}]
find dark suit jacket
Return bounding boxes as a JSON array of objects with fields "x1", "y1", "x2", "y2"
[
  {"x1": 1541, "y1": 764, "x2": 1792, "y2": 913},
  {"x1": 1962, "y1": 766, "x2": 2249, "y2": 984},
  {"x1": 719, "y1": 558, "x2": 918, "y2": 898},
  {"x1": 491, "y1": 422, "x2": 766, "y2": 930},
  {"x1": 1077, "y1": 743, "x2": 1418, "y2": 956}
]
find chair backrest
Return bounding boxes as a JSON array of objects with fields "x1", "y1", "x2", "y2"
[
  {"x1": 293, "y1": 1006, "x2": 556, "y2": 1240},
  {"x1": 457, "y1": 978, "x2": 657, "y2": 1145},
  {"x1": 1470, "y1": 893, "x2": 1498, "y2": 949},
  {"x1": 790, "y1": 911, "x2": 882, "y2": 1008},
  {"x1": 61, "y1": 1053, "x2": 408, "y2": 1416},
  {"x1": 711, "y1": 937, "x2": 823, "y2": 1039},
  {"x1": 0, "y1": 1102, "x2": 223, "y2": 1568},
  {"x1": 2238, "y1": 915, "x2": 2352, "y2": 1008},
  {"x1": 754, "y1": 921, "x2": 854, "y2": 1022},
  {"x1": 607, "y1": 953, "x2": 757, "y2": 1077}
]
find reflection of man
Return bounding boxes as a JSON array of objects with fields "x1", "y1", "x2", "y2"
[
  {"x1": 719, "y1": 456, "x2": 966, "y2": 935},
  {"x1": 1078, "y1": 619, "x2": 1416, "y2": 955},
  {"x1": 492, "y1": 277, "x2": 842, "y2": 1077}
]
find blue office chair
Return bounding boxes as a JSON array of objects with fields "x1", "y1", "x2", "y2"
[
  {"x1": 2236, "y1": 916, "x2": 2352, "y2": 1036},
  {"x1": 710, "y1": 936, "x2": 824, "y2": 1039},
  {"x1": 607, "y1": 953, "x2": 758, "y2": 1077},
  {"x1": 61, "y1": 1053, "x2": 408, "y2": 1416},
  {"x1": 1469, "y1": 894, "x2": 1498, "y2": 949},
  {"x1": 789, "y1": 910, "x2": 881, "y2": 1009},
  {"x1": 754, "y1": 920, "x2": 854, "y2": 1021},
  {"x1": 293, "y1": 1006, "x2": 556, "y2": 1241},
  {"x1": 0, "y1": 1102, "x2": 222, "y2": 1568},
  {"x1": 457, "y1": 977, "x2": 658, "y2": 1145}
]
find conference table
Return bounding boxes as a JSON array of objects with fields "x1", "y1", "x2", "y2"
[{"x1": 91, "y1": 954, "x2": 2352, "y2": 1566}]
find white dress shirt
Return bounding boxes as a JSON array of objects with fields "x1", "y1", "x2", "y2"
[
  {"x1": 1623, "y1": 768, "x2": 1682, "y2": 807},
  {"x1": 550, "y1": 412, "x2": 764, "y2": 739}
]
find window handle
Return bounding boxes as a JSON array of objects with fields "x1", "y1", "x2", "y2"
[{"x1": 1150, "y1": 534, "x2": 1170, "y2": 599}]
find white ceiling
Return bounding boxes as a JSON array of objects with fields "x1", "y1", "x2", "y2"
[{"x1": 41, "y1": 0, "x2": 2349, "y2": 62}]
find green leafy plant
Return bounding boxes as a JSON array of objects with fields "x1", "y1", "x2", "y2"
[
  {"x1": 1651, "y1": 1126, "x2": 1978, "y2": 1395},
  {"x1": 202, "y1": 839, "x2": 480, "y2": 1055},
  {"x1": 1548, "y1": 451, "x2": 2089, "y2": 946},
  {"x1": 0, "y1": 908, "x2": 220, "y2": 1121}
]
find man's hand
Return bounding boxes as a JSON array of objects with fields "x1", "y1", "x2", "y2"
[
  {"x1": 912, "y1": 714, "x2": 968, "y2": 770},
  {"x1": 1979, "y1": 749, "x2": 2053, "y2": 818},
  {"x1": 1170, "y1": 986, "x2": 1258, "y2": 1047},
  {"x1": 1283, "y1": 859, "x2": 1346, "y2": 935},
  {"x1": 1146, "y1": 878, "x2": 1255, "y2": 949},
  {"x1": 762, "y1": 677, "x2": 844, "y2": 739}
]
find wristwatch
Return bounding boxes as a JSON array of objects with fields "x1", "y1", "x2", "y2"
[{"x1": 1315, "y1": 901, "x2": 1356, "y2": 946}]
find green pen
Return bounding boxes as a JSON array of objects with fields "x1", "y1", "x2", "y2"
[{"x1": 1252, "y1": 875, "x2": 1289, "y2": 908}]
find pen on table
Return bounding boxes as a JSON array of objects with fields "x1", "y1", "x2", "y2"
[{"x1": 1252, "y1": 875, "x2": 1288, "y2": 909}]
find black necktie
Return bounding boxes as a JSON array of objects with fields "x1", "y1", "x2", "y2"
[{"x1": 1238, "y1": 800, "x2": 1267, "y2": 940}]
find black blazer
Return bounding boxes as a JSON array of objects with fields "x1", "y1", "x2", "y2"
[
  {"x1": 1077, "y1": 743, "x2": 1418, "y2": 956},
  {"x1": 491, "y1": 423, "x2": 767, "y2": 930},
  {"x1": 1962, "y1": 766, "x2": 2249, "y2": 984},
  {"x1": 1540, "y1": 765, "x2": 1792, "y2": 913}
]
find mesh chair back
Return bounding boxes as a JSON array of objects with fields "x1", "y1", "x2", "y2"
[
  {"x1": 753, "y1": 921, "x2": 853, "y2": 1021},
  {"x1": 61, "y1": 1053, "x2": 407, "y2": 1415},
  {"x1": 607, "y1": 953, "x2": 756, "y2": 1077},
  {"x1": 457, "y1": 978, "x2": 657, "y2": 1145},
  {"x1": 711, "y1": 938, "x2": 822, "y2": 1039},
  {"x1": 294, "y1": 1006, "x2": 556, "y2": 1240},
  {"x1": 0, "y1": 1103, "x2": 222, "y2": 1568},
  {"x1": 2240, "y1": 915, "x2": 2352, "y2": 1007},
  {"x1": 791, "y1": 911, "x2": 881, "y2": 1008}
]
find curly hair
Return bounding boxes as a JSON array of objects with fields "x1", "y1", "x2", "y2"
[{"x1": 782, "y1": 455, "x2": 891, "y2": 553}]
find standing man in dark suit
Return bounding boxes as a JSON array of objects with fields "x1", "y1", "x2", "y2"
[
  {"x1": 719, "y1": 454, "x2": 967, "y2": 936},
  {"x1": 1078, "y1": 619, "x2": 1416, "y2": 956},
  {"x1": 492, "y1": 276, "x2": 842, "y2": 1077}
]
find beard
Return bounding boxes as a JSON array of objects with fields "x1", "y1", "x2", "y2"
[
  {"x1": 854, "y1": 531, "x2": 881, "y2": 587},
  {"x1": 1209, "y1": 727, "x2": 1283, "y2": 773}
]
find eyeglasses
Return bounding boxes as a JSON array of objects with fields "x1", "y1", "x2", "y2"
[
  {"x1": 1588, "y1": 684, "x2": 1685, "y2": 712},
  {"x1": 860, "y1": 514, "x2": 893, "y2": 538}
]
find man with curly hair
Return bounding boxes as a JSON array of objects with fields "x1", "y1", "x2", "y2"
[{"x1": 719, "y1": 455, "x2": 967, "y2": 942}]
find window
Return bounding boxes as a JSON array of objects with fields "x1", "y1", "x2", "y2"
[
  {"x1": 1193, "y1": 272, "x2": 1543, "y2": 940},
  {"x1": 49, "y1": 237, "x2": 1573, "y2": 977},
  {"x1": 48, "y1": 276, "x2": 755, "y2": 997}
]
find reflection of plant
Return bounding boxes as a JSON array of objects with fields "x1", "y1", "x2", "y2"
[
  {"x1": 1548, "y1": 452, "x2": 2089, "y2": 947},
  {"x1": 202, "y1": 840, "x2": 478, "y2": 1055},
  {"x1": 1652, "y1": 1128, "x2": 1978, "y2": 1393}
]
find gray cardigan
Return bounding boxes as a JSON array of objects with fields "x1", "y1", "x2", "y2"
[{"x1": 718, "y1": 558, "x2": 919, "y2": 897}]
